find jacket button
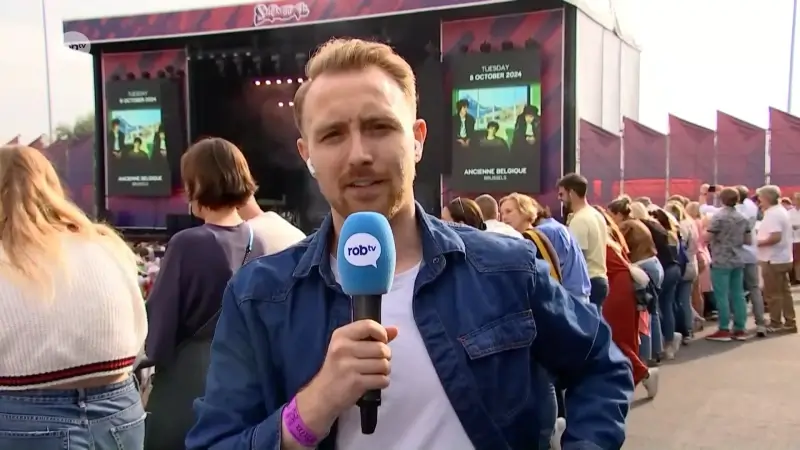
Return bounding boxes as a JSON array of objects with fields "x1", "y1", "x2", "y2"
[{"x1": 432, "y1": 257, "x2": 440, "y2": 264}]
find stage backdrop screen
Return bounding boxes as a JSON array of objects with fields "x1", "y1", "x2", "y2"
[
  {"x1": 449, "y1": 49, "x2": 542, "y2": 193},
  {"x1": 105, "y1": 80, "x2": 178, "y2": 197}
]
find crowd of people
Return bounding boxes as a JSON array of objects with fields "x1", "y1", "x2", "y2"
[
  {"x1": 442, "y1": 179, "x2": 799, "y2": 446},
  {"x1": 1, "y1": 37, "x2": 798, "y2": 450}
]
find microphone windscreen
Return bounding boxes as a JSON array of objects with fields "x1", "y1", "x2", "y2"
[{"x1": 336, "y1": 212, "x2": 396, "y2": 296}]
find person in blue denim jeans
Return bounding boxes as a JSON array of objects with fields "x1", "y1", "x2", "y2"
[
  {"x1": 705, "y1": 187, "x2": 751, "y2": 341},
  {"x1": 666, "y1": 202, "x2": 700, "y2": 344},
  {"x1": 0, "y1": 378, "x2": 145, "y2": 450},
  {"x1": 649, "y1": 207, "x2": 685, "y2": 360}
]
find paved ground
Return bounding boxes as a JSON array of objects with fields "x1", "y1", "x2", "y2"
[{"x1": 625, "y1": 289, "x2": 800, "y2": 449}]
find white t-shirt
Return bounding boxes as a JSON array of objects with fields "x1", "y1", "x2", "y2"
[
  {"x1": 484, "y1": 219, "x2": 523, "y2": 238},
  {"x1": 333, "y1": 262, "x2": 474, "y2": 450},
  {"x1": 699, "y1": 204, "x2": 719, "y2": 217},
  {"x1": 246, "y1": 212, "x2": 306, "y2": 256},
  {"x1": 757, "y1": 205, "x2": 794, "y2": 264},
  {"x1": 789, "y1": 208, "x2": 800, "y2": 243}
]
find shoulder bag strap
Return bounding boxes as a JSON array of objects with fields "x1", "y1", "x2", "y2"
[
  {"x1": 524, "y1": 229, "x2": 562, "y2": 282},
  {"x1": 182, "y1": 223, "x2": 255, "y2": 345}
]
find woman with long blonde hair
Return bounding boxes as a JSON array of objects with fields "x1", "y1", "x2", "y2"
[
  {"x1": 0, "y1": 145, "x2": 147, "y2": 449},
  {"x1": 665, "y1": 201, "x2": 703, "y2": 342}
]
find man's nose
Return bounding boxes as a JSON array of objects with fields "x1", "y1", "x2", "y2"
[{"x1": 345, "y1": 132, "x2": 373, "y2": 166}]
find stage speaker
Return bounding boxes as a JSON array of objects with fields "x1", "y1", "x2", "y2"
[{"x1": 166, "y1": 213, "x2": 202, "y2": 236}]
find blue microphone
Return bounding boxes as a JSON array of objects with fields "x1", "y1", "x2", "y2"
[{"x1": 336, "y1": 212, "x2": 396, "y2": 434}]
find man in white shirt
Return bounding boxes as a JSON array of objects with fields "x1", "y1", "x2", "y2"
[
  {"x1": 789, "y1": 192, "x2": 800, "y2": 285},
  {"x1": 735, "y1": 186, "x2": 767, "y2": 336},
  {"x1": 474, "y1": 194, "x2": 523, "y2": 238},
  {"x1": 756, "y1": 185, "x2": 796, "y2": 333},
  {"x1": 237, "y1": 197, "x2": 307, "y2": 255},
  {"x1": 699, "y1": 183, "x2": 720, "y2": 216}
]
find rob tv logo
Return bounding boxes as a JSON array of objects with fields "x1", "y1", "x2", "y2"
[
  {"x1": 343, "y1": 233, "x2": 381, "y2": 268},
  {"x1": 63, "y1": 31, "x2": 90, "y2": 53}
]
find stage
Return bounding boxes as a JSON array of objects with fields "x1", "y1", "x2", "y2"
[{"x1": 62, "y1": 0, "x2": 639, "y2": 233}]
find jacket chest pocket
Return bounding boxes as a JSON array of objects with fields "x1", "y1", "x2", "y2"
[{"x1": 458, "y1": 310, "x2": 537, "y2": 422}]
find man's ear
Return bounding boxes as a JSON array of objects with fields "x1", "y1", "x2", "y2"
[
  {"x1": 412, "y1": 119, "x2": 428, "y2": 163},
  {"x1": 297, "y1": 137, "x2": 308, "y2": 162},
  {"x1": 297, "y1": 138, "x2": 315, "y2": 178}
]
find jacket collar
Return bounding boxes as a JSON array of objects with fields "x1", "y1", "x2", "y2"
[{"x1": 293, "y1": 202, "x2": 466, "y2": 282}]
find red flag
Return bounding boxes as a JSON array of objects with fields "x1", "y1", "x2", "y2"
[
  {"x1": 623, "y1": 117, "x2": 667, "y2": 206},
  {"x1": 579, "y1": 119, "x2": 621, "y2": 205},
  {"x1": 667, "y1": 115, "x2": 715, "y2": 198},
  {"x1": 716, "y1": 111, "x2": 765, "y2": 189},
  {"x1": 768, "y1": 107, "x2": 800, "y2": 189}
]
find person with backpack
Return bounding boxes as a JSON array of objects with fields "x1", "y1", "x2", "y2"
[
  {"x1": 593, "y1": 206, "x2": 657, "y2": 398},
  {"x1": 649, "y1": 207, "x2": 685, "y2": 359},
  {"x1": 498, "y1": 193, "x2": 590, "y2": 449},
  {"x1": 499, "y1": 193, "x2": 591, "y2": 300},
  {"x1": 666, "y1": 202, "x2": 702, "y2": 344}
]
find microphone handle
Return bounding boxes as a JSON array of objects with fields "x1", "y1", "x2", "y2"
[{"x1": 352, "y1": 294, "x2": 383, "y2": 435}]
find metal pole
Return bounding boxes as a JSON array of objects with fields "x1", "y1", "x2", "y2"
[
  {"x1": 41, "y1": 0, "x2": 55, "y2": 142},
  {"x1": 789, "y1": 0, "x2": 798, "y2": 113}
]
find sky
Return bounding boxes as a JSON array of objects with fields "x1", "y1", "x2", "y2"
[{"x1": 0, "y1": 0, "x2": 798, "y2": 142}]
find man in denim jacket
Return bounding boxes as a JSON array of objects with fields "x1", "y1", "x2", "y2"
[{"x1": 186, "y1": 38, "x2": 633, "y2": 450}]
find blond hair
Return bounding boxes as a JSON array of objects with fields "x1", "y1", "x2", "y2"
[
  {"x1": 499, "y1": 192, "x2": 538, "y2": 223},
  {"x1": 628, "y1": 198, "x2": 650, "y2": 220},
  {"x1": 665, "y1": 201, "x2": 687, "y2": 222},
  {"x1": 293, "y1": 38, "x2": 417, "y2": 131},
  {"x1": 0, "y1": 145, "x2": 134, "y2": 295},
  {"x1": 685, "y1": 201, "x2": 701, "y2": 219}
]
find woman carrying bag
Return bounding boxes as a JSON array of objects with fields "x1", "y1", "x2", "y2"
[{"x1": 143, "y1": 139, "x2": 268, "y2": 450}]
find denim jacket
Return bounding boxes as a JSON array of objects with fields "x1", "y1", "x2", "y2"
[{"x1": 186, "y1": 203, "x2": 633, "y2": 450}]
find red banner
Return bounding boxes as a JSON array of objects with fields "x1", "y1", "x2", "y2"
[
  {"x1": 579, "y1": 119, "x2": 621, "y2": 205},
  {"x1": 768, "y1": 108, "x2": 800, "y2": 193},
  {"x1": 622, "y1": 117, "x2": 667, "y2": 206},
  {"x1": 667, "y1": 115, "x2": 715, "y2": 198},
  {"x1": 716, "y1": 111, "x2": 765, "y2": 189}
]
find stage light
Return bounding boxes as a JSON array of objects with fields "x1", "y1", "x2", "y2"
[
  {"x1": 265, "y1": 80, "x2": 272, "y2": 85},
  {"x1": 295, "y1": 52, "x2": 307, "y2": 70},
  {"x1": 141, "y1": 71, "x2": 151, "y2": 79},
  {"x1": 479, "y1": 42, "x2": 491, "y2": 53},
  {"x1": 233, "y1": 54, "x2": 243, "y2": 76},
  {"x1": 289, "y1": 101, "x2": 294, "y2": 107},
  {"x1": 276, "y1": 79, "x2": 282, "y2": 84},
  {"x1": 278, "y1": 102, "x2": 285, "y2": 107},
  {"x1": 216, "y1": 59, "x2": 226, "y2": 76},
  {"x1": 425, "y1": 41, "x2": 440, "y2": 60},
  {"x1": 501, "y1": 41, "x2": 514, "y2": 51},
  {"x1": 255, "y1": 80, "x2": 261, "y2": 86},
  {"x1": 253, "y1": 55, "x2": 263, "y2": 76},
  {"x1": 525, "y1": 38, "x2": 539, "y2": 50},
  {"x1": 297, "y1": 78, "x2": 304, "y2": 83},
  {"x1": 271, "y1": 53, "x2": 281, "y2": 72},
  {"x1": 126, "y1": 72, "x2": 136, "y2": 80},
  {"x1": 286, "y1": 78, "x2": 293, "y2": 84}
]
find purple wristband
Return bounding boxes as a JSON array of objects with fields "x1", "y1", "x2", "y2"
[{"x1": 282, "y1": 396, "x2": 319, "y2": 447}]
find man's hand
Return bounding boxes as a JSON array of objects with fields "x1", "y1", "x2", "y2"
[{"x1": 292, "y1": 320, "x2": 398, "y2": 440}]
